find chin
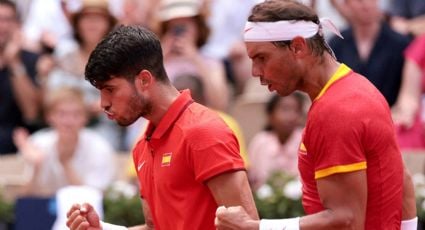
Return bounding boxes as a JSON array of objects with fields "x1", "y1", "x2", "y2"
[
  {"x1": 276, "y1": 90, "x2": 292, "y2": 97},
  {"x1": 116, "y1": 117, "x2": 138, "y2": 127}
]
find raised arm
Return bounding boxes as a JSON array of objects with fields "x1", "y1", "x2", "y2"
[
  {"x1": 207, "y1": 170, "x2": 259, "y2": 220},
  {"x1": 215, "y1": 170, "x2": 367, "y2": 230},
  {"x1": 66, "y1": 199, "x2": 155, "y2": 230},
  {"x1": 299, "y1": 170, "x2": 367, "y2": 229}
]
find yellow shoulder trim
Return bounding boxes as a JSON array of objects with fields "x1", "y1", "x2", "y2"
[
  {"x1": 300, "y1": 142, "x2": 307, "y2": 152},
  {"x1": 314, "y1": 63, "x2": 351, "y2": 101},
  {"x1": 315, "y1": 161, "x2": 367, "y2": 179}
]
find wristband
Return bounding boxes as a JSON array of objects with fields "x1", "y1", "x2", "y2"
[
  {"x1": 260, "y1": 217, "x2": 300, "y2": 230},
  {"x1": 401, "y1": 217, "x2": 418, "y2": 230},
  {"x1": 100, "y1": 221, "x2": 127, "y2": 230}
]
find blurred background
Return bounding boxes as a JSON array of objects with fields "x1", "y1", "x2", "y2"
[{"x1": 2, "y1": 0, "x2": 425, "y2": 229}]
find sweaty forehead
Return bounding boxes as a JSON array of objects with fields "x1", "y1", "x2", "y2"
[{"x1": 246, "y1": 42, "x2": 274, "y2": 58}]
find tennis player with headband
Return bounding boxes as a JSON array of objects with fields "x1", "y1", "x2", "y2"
[{"x1": 215, "y1": 0, "x2": 417, "y2": 229}]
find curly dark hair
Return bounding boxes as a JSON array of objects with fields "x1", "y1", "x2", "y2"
[
  {"x1": 248, "y1": 0, "x2": 332, "y2": 57},
  {"x1": 85, "y1": 25, "x2": 169, "y2": 88}
]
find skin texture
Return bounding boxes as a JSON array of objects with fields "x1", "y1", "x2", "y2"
[
  {"x1": 66, "y1": 53, "x2": 258, "y2": 229},
  {"x1": 214, "y1": 31, "x2": 416, "y2": 229}
]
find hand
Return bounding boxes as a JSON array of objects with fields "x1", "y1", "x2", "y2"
[
  {"x1": 36, "y1": 54, "x2": 55, "y2": 78},
  {"x1": 3, "y1": 28, "x2": 22, "y2": 66},
  {"x1": 66, "y1": 203, "x2": 101, "y2": 230},
  {"x1": 215, "y1": 206, "x2": 259, "y2": 230},
  {"x1": 13, "y1": 127, "x2": 45, "y2": 166},
  {"x1": 392, "y1": 106, "x2": 415, "y2": 129}
]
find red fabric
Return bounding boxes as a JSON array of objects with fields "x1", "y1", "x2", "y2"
[
  {"x1": 405, "y1": 35, "x2": 425, "y2": 75},
  {"x1": 399, "y1": 35, "x2": 425, "y2": 149},
  {"x1": 299, "y1": 71, "x2": 403, "y2": 229},
  {"x1": 133, "y1": 90, "x2": 245, "y2": 230}
]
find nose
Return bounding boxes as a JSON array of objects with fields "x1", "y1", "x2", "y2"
[
  {"x1": 251, "y1": 62, "x2": 262, "y2": 78},
  {"x1": 100, "y1": 91, "x2": 111, "y2": 111}
]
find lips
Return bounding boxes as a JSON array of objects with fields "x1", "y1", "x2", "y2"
[
  {"x1": 268, "y1": 84, "x2": 273, "y2": 91},
  {"x1": 103, "y1": 109, "x2": 115, "y2": 119}
]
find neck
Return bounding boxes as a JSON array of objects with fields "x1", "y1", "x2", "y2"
[
  {"x1": 301, "y1": 53, "x2": 341, "y2": 101},
  {"x1": 277, "y1": 130, "x2": 292, "y2": 144},
  {"x1": 145, "y1": 83, "x2": 180, "y2": 126}
]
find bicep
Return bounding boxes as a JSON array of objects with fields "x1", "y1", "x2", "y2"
[
  {"x1": 299, "y1": 170, "x2": 367, "y2": 230},
  {"x1": 206, "y1": 170, "x2": 259, "y2": 220},
  {"x1": 317, "y1": 170, "x2": 367, "y2": 227}
]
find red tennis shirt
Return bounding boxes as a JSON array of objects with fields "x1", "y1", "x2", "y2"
[
  {"x1": 299, "y1": 64, "x2": 403, "y2": 229},
  {"x1": 133, "y1": 90, "x2": 245, "y2": 230}
]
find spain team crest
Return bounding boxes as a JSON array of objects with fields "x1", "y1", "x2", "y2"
[{"x1": 161, "y1": 152, "x2": 172, "y2": 167}]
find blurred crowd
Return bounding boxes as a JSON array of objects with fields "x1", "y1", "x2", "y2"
[{"x1": 2, "y1": 0, "x2": 425, "y2": 216}]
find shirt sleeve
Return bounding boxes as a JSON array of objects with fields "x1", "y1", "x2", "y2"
[
  {"x1": 305, "y1": 104, "x2": 367, "y2": 179},
  {"x1": 187, "y1": 123, "x2": 246, "y2": 183}
]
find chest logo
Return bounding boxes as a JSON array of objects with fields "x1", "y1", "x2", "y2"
[
  {"x1": 137, "y1": 161, "x2": 146, "y2": 171},
  {"x1": 161, "y1": 153, "x2": 172, "y2": 167}
]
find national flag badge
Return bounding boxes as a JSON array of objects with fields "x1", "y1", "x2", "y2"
[{"x1": 161, "y1": 152, "x2": 172, "y2": 167}]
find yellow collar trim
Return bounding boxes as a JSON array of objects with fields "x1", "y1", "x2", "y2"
[{"x1": 314, "y1": 63, "x2": 351, "y2": 101}]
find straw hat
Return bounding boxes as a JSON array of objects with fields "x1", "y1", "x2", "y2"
[
  {"x1": 71, "y1": 0, "x2": 116, "y2": 26},
  {"x1": 158, "y1": 0, "x2": 201, "y2": 21}
]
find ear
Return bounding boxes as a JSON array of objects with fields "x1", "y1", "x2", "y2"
[
  {"x1": 134, "y1": 69, "x2": 153, "y2": 92},
  {"x1": 290, "y1": 36, "x2": 309, "y2": 58}
]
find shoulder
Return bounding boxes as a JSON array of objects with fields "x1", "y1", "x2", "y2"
[
  {"x1": 381, "y1": 23, "x2": 411, "y2": 47},
  {"x1": 180, "y1": 104, "x2": 236, "y2": 147},
  {"x1": 310, "y1": 73, "x2": 389, "y2": 124}
]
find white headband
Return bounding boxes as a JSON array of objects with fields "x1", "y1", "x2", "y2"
[{"x1": 244, "y1": 17, "x2": 343, "y2": 42}]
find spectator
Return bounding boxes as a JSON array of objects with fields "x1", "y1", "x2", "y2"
[
  {"x1": 387, "y1": 0, "x2": 425, "y2": 36},
  {"x1": 248, "y1": 93, "x2": 304, "y2": 190},
  {"x1": 37, "y1": 0, "x2": 123, "y2": 149},
  {"x1": 329, "y1": 0, "x2": 410, "y2": 106},
  {"x1": 158, "y1": 0, "x2": 230, "y2": 111},
  {"x1": 392, "y1": 34, "x2": 425, "y2": 149},
  {"x1": 0, "y1": 0, "x2": 40, "y2": 154},
  {"x1": 13, "y1": 87, "x2": 115, "y2": 197}
]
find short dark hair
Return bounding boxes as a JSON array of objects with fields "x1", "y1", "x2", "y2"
[
  {"x1": 248, "y1": 0, "x2": 331, "y2": 57},
  {"x1": 85, "y1": 25, "x2": 169, "y2": 88}
]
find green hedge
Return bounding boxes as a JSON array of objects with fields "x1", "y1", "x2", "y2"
[{"x1": 2, "y1": 173, "x2": 425, "y2": 227}]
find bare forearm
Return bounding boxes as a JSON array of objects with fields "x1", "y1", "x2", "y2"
[
  {"x1": 9, "y1": 62, "x2": 40, "y2": 121},
  {"x1": 21, "y1": 166, "x2": 41, "y2": 195},
  {"x1": 298, "y1": 209, "x2": 360, "y2": 230},
  {"x1": 402, "y1": 167, "x2": 417, "y2": 219}
]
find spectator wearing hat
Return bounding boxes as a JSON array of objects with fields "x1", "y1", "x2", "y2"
[
  {"x1": 158, "y1": 0, "x2": 230, "y2": 111},
  {"x1": 36, "y1": 0, "x2": 123, "y2": 149}
]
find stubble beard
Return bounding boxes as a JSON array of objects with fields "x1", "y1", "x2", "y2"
[{"x1": 116, "y1": 92, "x2": 152, "y2": 126}]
